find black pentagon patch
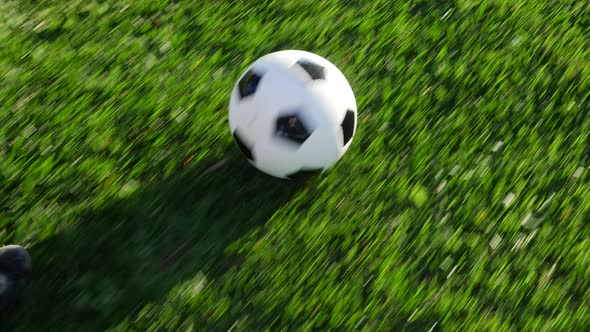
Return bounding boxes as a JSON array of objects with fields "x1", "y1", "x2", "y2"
[
  {"x1": 232, "y1": 129, "x2": 254, "y2": 161},
  {"x1": 276, "y1": 113, "x2": 312, "y2": 145},
  {"x1": 341, "y1": 109, "x2": 355, "y2": 146},
  {"x1": 238, "y1": 70, "x2": 263, "y2": 99},
  {"x1": 295, "y1": 58, "x2": 326, "y2": 80},
  {"x1": 286, "y1": 168, "x2": 324, "y2": 180}
]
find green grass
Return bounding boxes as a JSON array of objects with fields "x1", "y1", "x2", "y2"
[{"x1": 1, "y1": 0, "x2": 589, "y2": 330}]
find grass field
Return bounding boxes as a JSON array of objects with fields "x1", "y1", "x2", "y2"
[{"x1": 1, "y1": 0, "x2": 589, "y2": 330}]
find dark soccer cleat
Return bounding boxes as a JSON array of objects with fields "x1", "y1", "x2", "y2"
[{"x1": 0, "y1": 245, "x2": 32, "y2": 314}]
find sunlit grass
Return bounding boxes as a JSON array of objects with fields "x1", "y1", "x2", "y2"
[{"x1": 1, "y1": 0, "x2": 589, "y2": 330}]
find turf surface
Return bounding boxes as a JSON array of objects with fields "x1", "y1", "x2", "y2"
[{"x1": 1, "y1": 0, "x2": 589, "y2": 330}]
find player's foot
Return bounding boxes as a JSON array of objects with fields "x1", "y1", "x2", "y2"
[{"x1": 0, "y1": 245, "x2": 32, "y2": 314}]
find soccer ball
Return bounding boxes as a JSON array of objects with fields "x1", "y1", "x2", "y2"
[{"x1": 228, "y1": 50, "x2": 357, "y2": 179}]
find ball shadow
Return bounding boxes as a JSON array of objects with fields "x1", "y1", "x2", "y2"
[{"x1": 3, "y1": 152, "x2": 306, "y2": 331}]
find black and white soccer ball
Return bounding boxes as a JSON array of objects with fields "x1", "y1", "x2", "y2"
[{"x1": 229, "y1": 50, "x2": 357, "y2": 179}]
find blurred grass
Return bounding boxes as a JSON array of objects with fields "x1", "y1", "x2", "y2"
[{"x1": 1, "y1": 0, "x2": 589, "y2": 330}]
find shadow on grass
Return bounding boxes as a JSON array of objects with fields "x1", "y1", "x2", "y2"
[{"x1": 3, "y1": 152, "x2": 304, "y2": 332}]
